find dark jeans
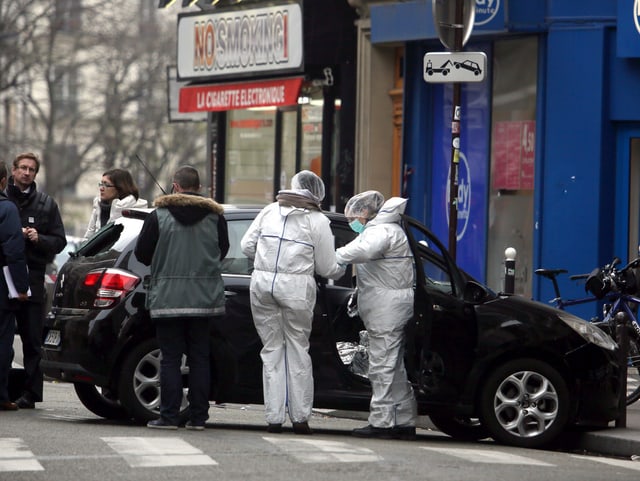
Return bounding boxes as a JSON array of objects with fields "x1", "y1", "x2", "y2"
[
  {"x1": 14, "y1": 300, "x2": 45, "y2": 402},
  {"x1": 0, "y1": 310, "x2": 16, "y2": 403},
  {"x1": 155, "y1": 317, "x2": 212, "y2": 425}
]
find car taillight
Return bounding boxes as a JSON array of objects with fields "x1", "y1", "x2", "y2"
[{"x1": 83, "y1": 268, "x2": 140, "y2": 308}]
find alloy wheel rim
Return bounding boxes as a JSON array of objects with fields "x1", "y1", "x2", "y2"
[
  {"x1": 493, "y1": 370, "x2": 558, "y2": 437},
  {"x1": 133, "y1": 349, "x2": 190, "y2": 413}
]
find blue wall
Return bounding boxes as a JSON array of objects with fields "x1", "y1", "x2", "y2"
[
  {"x1": 536, "y1": 25, "x2": 615, "y2": 318},
  {"x1": 375, "y1": 0, "x2": 640, "y2": 319},
  {"x1": 403, "y1": 41, "x2": 436, "y2": 227}
]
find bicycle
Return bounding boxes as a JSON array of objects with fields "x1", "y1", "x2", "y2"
[{"x1": 535, "y1": 257, "x2": 640, "y2": 405}]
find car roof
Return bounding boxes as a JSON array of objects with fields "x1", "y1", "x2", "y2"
[{"x1": 123, "y1": 204, "x2": 347, "y2": 221}]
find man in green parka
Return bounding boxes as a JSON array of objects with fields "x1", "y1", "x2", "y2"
[{"x1": 135, "y1": 165, "x2": 229, "y2": 430}]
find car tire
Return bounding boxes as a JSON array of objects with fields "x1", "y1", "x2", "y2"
[
  {"x1": 479, "y1": 358, "x2": 570, "y2": 448},
  {"x1": 73, "y1": 382, "x2": 130, "y2": 420},
  {"x1": 118, "y1": 338, "x2": 190, "y2": 424},
  {"x1": 428, "y1": 414, "x2": 490, "y2": 441}
]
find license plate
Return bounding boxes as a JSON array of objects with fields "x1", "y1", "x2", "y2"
[{"x1": 44, "y1": 330, "x2": 61, "y2": 347}]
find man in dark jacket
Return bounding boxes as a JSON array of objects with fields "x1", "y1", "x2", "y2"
[
  {"x1": 4, "y1": 152, "x2": 66, "y2": 408},
  {"x1": 0, "y1": 162, "x2": 30, "y2": 411},
  {"x1": 134, "y1": 165, "x2": 229, "y2": 430}
]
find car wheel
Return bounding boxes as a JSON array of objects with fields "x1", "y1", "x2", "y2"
[
  {"x1": 118, "y1": 338, "x2": 190, "y2": 424},
  {"x1": 479, "y1": 358, "x2": 570, "y2": 448},
  {"x1": 73, "y1": 383, "x2": 130, "y2": 420},
  {"x1": 428, "y1": 414, "x2": 490, "y2": 441}
]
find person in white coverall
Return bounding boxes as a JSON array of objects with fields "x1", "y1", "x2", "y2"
[
  {"x1": 240, "y1": 170, "x2": 345, "y2": 435},
  {"x1": 336, "y1": 191, "x2": 417, "y2": 440}
]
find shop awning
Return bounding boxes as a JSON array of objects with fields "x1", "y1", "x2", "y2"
[{"x1": 179, "y1": 76, "x2": 304, "y2": 113}]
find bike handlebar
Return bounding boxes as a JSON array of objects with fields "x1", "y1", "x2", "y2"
[
  {"x1": 569, "y1": 273, "x2": 589, "y2": 280},
  {"x1": 537, "y1": 256, "x2": 640, "y2": 301}
]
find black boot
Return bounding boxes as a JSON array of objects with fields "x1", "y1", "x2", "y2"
[
  {"x1": 292, "y1": 421, "x2": 313, "y2": 435},
  {"x1": 351, "y1": 424, "x2": 394, "y2": 439}
]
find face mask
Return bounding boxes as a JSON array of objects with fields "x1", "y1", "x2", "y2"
[{"x1": 349, "y1": 219, "x2": 365, "y2": 234}]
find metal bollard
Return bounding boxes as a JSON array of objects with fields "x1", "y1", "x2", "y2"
[
  {"x1": 504, "y1": 247, "x2": 516, "y2": 294},
  {"x1": 615, "y1": 311, "x2": 629, "y2": 428}
]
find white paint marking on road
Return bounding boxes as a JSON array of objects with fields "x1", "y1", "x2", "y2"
[
  {"x1": 37, "y1": 454, "x2": 121, "y2": 461},
  {"x1": 571, "y1": 454, "x2": 640, "y2": 471},
  {"x1": 420, "y1": 446, "x2": 555, "y2": 466},
  {"x1": 40, "y1": 409, "x2": 96, "y2": 422},
  {"x1": 101, "y1": 436, "x2": 217, "y2": 468},
  {"x1": 264, "y1": 436, "x2": 382, "y2": 463},
  {"x1": 0, "y1": 438, "x2": 44, "y2": 472}
]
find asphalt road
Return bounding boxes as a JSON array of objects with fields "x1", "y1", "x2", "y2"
[
  {"x1": 1, "y1": 378, "x2": 640, "y2": 480},
  {"x1": 6, "y1": 336, "x2": 640, "y2": 480}
]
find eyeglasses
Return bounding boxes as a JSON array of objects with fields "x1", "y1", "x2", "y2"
[
  {"x1": 17, "y1": 165, "x2": 36, "y2": 173},
  {"x1": 98, "y1": 182, "x2": 115, "y2": 188}
]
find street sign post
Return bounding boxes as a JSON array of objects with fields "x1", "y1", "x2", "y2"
[
  {"x1": 431, "y1": 0, "x2": 476, "y2": 260},
  {"x1": 423, "y1": 52, "x2": 487, "y2": 83},
  {"x1": 432, "y1": 0, "x2": 475, "y2": 50}
]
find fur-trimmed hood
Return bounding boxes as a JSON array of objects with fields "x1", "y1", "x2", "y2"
[{"x1": 153, "y1": 192, "x2": 224, "y2": 226}]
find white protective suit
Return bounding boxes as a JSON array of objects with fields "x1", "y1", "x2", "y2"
[
  {"x1": 240, "y1": 171, "x2": 345, "y2": 425},
  {"x1": 336, "y1": 195, "x2": 417, "y2": 428}
]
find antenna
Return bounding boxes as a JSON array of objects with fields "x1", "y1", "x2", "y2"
[{"x1": 135, "y1": 154, "x2": 167, "y2": 195}]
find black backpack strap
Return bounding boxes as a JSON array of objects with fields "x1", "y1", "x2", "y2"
[{"x1": 36, "y1": 191, "x2": 54, "y2": 214}]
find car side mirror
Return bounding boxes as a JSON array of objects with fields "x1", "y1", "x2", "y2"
[{"x1": 463, "y1": 280, "x2": 489, "y2": 304}]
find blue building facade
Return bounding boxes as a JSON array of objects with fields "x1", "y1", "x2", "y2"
[{"x1": 361, "y1": 0, "x2": 640, "y2": 318}]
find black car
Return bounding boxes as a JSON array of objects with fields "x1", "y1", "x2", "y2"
[{"x1": 42, "y1": 206, "x2": 622, "y2": 449}]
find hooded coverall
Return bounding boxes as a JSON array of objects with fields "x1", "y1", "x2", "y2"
[
  {"x1": 240, "y1": 171, "x2": 344, "y2": 425},
  {"x1": 336, "y1": 196, "x2": 417, "y2": 428}
]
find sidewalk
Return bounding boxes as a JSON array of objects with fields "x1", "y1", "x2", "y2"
[
  {"x1": 326, "y1": 403, "x2": 640, "y2": 458},
  {"x1": 558, "y1": 402, "x2": 640, "y2": 458}
]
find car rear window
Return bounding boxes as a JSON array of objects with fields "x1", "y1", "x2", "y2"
[{"x1": 77, "y1": 217, "x2": 145, "y2": 259}]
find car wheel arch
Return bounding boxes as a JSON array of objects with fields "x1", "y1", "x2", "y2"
[
  {"x1": 465, "y1": 349, "x2": 577, "y2": 414},
  {"x1": 477, "y1": 357, "x2": 574, "y2": 448},
  {"x1": 113, "y1": 332, "x2": 239, "y2": 421}
]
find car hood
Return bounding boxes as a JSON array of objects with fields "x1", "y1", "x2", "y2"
[{"x1": 474, "y1": 293, "x2": 588, "y2": 352}]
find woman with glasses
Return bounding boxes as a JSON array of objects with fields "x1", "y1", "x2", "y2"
[{"x1": 84, "y1": 169, "x2": 147, "y2": 240}]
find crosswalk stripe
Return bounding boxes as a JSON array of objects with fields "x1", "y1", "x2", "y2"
[
  {"x1": 101, "y1": 437, "x2": 217, "y2": 468},
  {"x1": 263, "y1": 436, "x2": 382, "y2": 463},
  {"x1": 0, "y1": 438, "x2": 44, "y2": 472},
  {"x1": 420, "y1": 446, "x2": 555, "y2": 466},
  {"x1": 571, "y1": 454, "x2": 640, "y2": 471}
]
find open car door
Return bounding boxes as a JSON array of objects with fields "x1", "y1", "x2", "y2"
[{"x1": 402, "y1": 216, "x2": 479, "y2": 408}]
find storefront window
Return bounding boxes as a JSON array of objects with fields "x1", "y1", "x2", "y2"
[
  {"x1": 487, "y1": 37, "x2": 538, "y2": 296},
  {"x1": 279, "y1": 108, "x2": 298, "y2": 192},
  {"x1": 225, "y1": 109, "x2": 276, "y2": 204},
  {"x1": 222, "y1": 89, "x2": 341, "y2": 207},
  {"x1": 301, "y1": 103, "x2": 323, "y2": 175}
]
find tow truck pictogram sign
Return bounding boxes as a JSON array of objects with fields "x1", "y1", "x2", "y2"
[{"x1": 423, "y1": 52, "x2": 487, "y2": 83}]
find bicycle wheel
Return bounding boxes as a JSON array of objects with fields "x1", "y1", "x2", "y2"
[{"x1": 627, "y1": 332, "x2": 640, "y2": 405}]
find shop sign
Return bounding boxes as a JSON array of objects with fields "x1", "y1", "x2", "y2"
[
  {"x1": 166, "y1": 66, "x2": 207, "y2": 123},
  {"x1": 474, "y1": 0, "x2": 503, "y2": 29},
  {"x1": 177, "y1": 2, "x2": 303, "y2": 80},
  {"x1": 618, "y1": 0, "x2": 640, "y2": 57},
  {"x1": 445, "y1": 150, "x2": 472, "y2": 241},
  {"x1": 179, "y1": 76, "x2": 304, "y2": 113},
  {"x1": 492, "y1": 120, "x2": 535, "y2": 191},
  {"x1": 429, "y1": 75, "x2": 490, "y2": 282}
]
